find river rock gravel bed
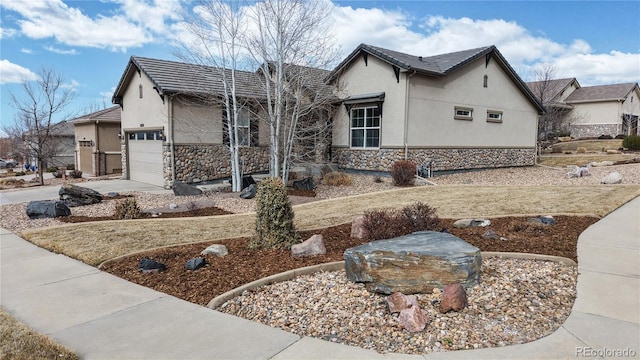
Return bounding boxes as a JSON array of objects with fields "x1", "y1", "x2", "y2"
[{"x1": 218, "y1": 257, "x2": 577, "y2": 355}]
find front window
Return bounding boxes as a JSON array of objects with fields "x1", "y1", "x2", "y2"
[
  {"x1": 237, "y1": 107, "x2": 250, "y2": 146},
  {"x1": 350, "y1": 107, "x2": 380, "y2": 148}
]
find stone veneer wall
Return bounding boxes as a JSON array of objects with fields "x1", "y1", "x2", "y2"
[
  {"x1": 332, "y1": 147, "x2": 536, "y2": 172},
  {"x1": 171, "y1": 144, "x2": 269, "y2": 184},
  {"x1": 570, "y1": 124, "x2": 620, "y2": 139},
  {"x1": 120, "y1": 139, "x2": 127, "y2": 180}
]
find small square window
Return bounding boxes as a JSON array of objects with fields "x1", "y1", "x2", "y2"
[
  {"x1": 454, "y1": 107, "x2": 473, "y2": 120},
  {"x1": 487, "y1": 111, "x2": 503, "y2": 123}
]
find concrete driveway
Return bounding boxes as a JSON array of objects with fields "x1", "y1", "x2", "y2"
[{"x1": 0, "y1": 178, "x2": 172, "y2": 205}]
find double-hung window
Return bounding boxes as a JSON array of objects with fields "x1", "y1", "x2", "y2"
[
  {"x1": 350, "y1": 106, "x2": 380, "y2": 148},
  {"x1": 236, "y1": 107, "x2": 250, "y2": 146}
]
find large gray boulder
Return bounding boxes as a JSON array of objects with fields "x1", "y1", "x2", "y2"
[
  {"x1": 26, "y1": 200, "x2": 71, "y2": 219},
  {"x1": 172, "y1": 181, "x2": 202, "y2": 196},
  {"x1": 344, "y1": 231, "x2": 481, "y2": 294},
  {"x1": 59, "y1": 184, "x2": 103, "y2": 207}
]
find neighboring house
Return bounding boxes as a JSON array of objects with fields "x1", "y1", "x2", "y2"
[
  {"x1": 526, "y1": 77, "x2": 580, "y2": 138},
  {"x1": 71, "y1": 106, "x2": 122, "y2": 176},
  {"x1": 326, "y1": 44, "x2": 544, "y2": 172},
  {"x1": 112, "y1": 56, "x2": 271, "y2": 188},
  {"x1": 564, "y1": 83, "x2": 640, "y2": 138},
  {"x1": 23, "y1": 120, "x2": 75, "y2": 169},
  {"x1": 527, "y1": 79, "x2": 640, "y2": 138}
]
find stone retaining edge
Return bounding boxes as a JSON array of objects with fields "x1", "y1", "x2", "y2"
[{"x1": 206, "y1": 251, "x2": 576, "y2": 310}]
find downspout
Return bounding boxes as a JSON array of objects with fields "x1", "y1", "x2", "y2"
[
  {"x1": 168, "y1": 95, "x2": 176, "y2": 186},
  {"x1": 95, "y1": 119, "x2": 100, "y2": 176},
  {"x1": 403, "y1": 70, "x2": 416, "y2": 160}
]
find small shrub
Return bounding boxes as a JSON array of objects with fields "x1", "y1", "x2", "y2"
[
  {"x1": 52, "y1": 169, "x2": 64, "y2": 178},
  {"x1": 576, "y1": 147, "x2": 587, "y2": 154},
  {"x1": 373, "y1": 175, "x2": 383, "y2": 183},
  {"x1": 69, "y1": 170, "x2": 82, "y2": 178},
  {"x1": 250, "y1": 177, "x2": 299, "y2": 249},
  {"x1": 362, "y1": 202, "x2": 439, "y2": 241},
  {"x1": 46, "y1": 167, "x2": 58, "y2": 173},
  {"x1": 563, "y1": 150, "x2": 573, "y2": 155},
  {"x1": 622, "y1": 135, "x2": 640, "y2": 150},
  {"x1": 550, "y1": 146, "x2": 562, "y2": 154},
  {"x1": 390, "y1": 160, "x2": 416, "y2": 186},
  {"x1": 113, "y1": 198, "x2": 142, "y2": 219},
  {"x1": 598, "y1": 134, "x2": 613, "y2": 140},
  {"x1": 322, "y1": 172, "x2": 352, "y2": 186},
  {"x1": 13, "y1": 171, "x2": 25, "y2": 176},
  {"x1": 66, "y1": 164, "x2": 75, "y2": 170},
  {"x1": 615, "y1": 134, "x2": 626, "y2": 139}
]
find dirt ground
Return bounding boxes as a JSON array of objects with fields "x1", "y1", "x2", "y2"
[{"x1": 98, "y1": 209, "x2": 598, "y2": 306}]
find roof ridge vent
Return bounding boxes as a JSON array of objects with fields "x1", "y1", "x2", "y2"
[{"x1": 418, "y1": 56, "x2": 423, "y2": 61}]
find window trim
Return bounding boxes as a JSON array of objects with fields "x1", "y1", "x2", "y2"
[
  {"x1": 454, "y1": 107, "x2": 473, "y2": 121},
  {"x1": 486, "y1": 110, "x2": 503, "y2": 123},
  {"x1": 349, "y1": 105, "x2": 381, "y2": 149}
]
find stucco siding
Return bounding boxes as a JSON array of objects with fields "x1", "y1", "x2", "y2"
[
  {"x1": 332, "y1": 55, "x2": 407, "y2": 147},
  {"x1": 407, "y1": 57, "x2": 538, "y2": 148},
  {"x1": 120, "y1": 72, "x2": 168, "y2": 132},
  {"x1": 621, "y1": 88, "x2": 640, "y2": 116},
  {"x1": 97, "y1": 123, "x2": 122, "y2": 152},
  {"x1": 172, "y1": 99, "x2": 221, "y2": 144},
  {"x1": 571, "y1": 102, "x2": 620, "y2": 126}
]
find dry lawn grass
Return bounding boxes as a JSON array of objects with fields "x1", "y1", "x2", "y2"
[
  {"x1": 550, "y1": 139, "x2": 623, "y2": 152},
  {"x1": 538, "y1": 154, "x2": 637, "y2": 167},
  {"x1": 21, "y1": 185, "x2": 640, "y2": 266},
  {"x1": 0, "y1": 308, "x2": 79, "y2": 360}
]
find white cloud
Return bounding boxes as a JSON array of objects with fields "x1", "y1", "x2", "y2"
[
  {"x1": 328, "y1": 6, "x2": 639, "y2": 85},
  {"x1": 0, "y1": 0, "x2": 185, "y2": 52},
  {"x1": 43, "y1": 45, "x2": 79, "y2": 55},
  {"x1": 0, "y1": 59, "x2": 39, "y2": 84},
  {"x1": 61, "y1": 79, "x2": 80, "y2": 91},
  {"x1": 0, "y1": 27, "x2": 17, "y2": 39},
  {"x1": 20, "y1": 48, "x2": 32, "y2": 54}
]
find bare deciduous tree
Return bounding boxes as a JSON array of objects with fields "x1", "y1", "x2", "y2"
[
  {"x1": 3, "y1": 68, "x2": 76, "y2": 185},
  {"x1": 246, "y1": 0, "x2": 339, "y2": 182},
  {"x1": 176, "y1": 0, "x2": 249, "y2": 191}
]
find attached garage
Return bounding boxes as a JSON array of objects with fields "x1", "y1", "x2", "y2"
[{"x1": 127, "y1": 130, "x2": 165, "y2": 187}]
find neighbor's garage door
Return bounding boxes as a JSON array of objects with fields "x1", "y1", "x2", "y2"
[{"x1": 127, "y1": 130, "x2": 164, "y2": 187}]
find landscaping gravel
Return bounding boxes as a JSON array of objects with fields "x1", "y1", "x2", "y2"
[
  {"x1": 1, "y1": 164, "x2": 638, "y2": 234},
  {"x1": 218, "y1": 257, "x2": 577, "y2": 355}
]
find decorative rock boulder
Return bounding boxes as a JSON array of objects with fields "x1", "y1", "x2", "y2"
[
  {"x1": 239, "y1": 183, "x2": 257, "y2": 199},
  {"x1": 293, "y1": 177, "x2": 314, "y2": 190},
  {"x1": 386, "y1": 292, "x2": 418, "y2": 314},
  {"x1": 201, "y1": 244, "x2": 228, "y2": 257},
  {"x1": 529, "y1": 215, "x2": 556, "y2": 225},
  {"x1": 185, "y1": 257, "x2": 207, "y2": 271},
  {"x1": 453, "y1": 218, "x2": 491, "y2": 228},
  {"x1": 242, "y1": 175, "x2": 256, "y2": 190},
  {"x1": 26, "y1": 200, "x2": 71, "y2": 219},
  {"x1": 138, "y1": 258, "x2": 166, "y2": 273},
  {"x1": 172, "y1": 180, "x2": 202, "y2": 196},
  {"x1": 344, "y1": 231, "x2": 482, "y2": 294},
  {"x1": 398, "y1": 305, "x2": 429, "y2": 333},
  {"x1": 59, "y1": 183, "x2": 103, "y2": 207},
  {"x1": 601, "y1": 172, "x2": 623, "y2": 184},
  {"x1": 439, "y1": 283, "x2": 468, "y2": 313},
  {"x1": 291, "y1": 234, "x2": 326, "y2": 257},
  {"x1": 350, "y1": 215, "x2": 367, "y2": 239}
]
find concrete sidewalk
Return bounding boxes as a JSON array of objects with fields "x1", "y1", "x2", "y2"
[{"x1": 1, "y1": 197, "x2": 638, "y2": 359}]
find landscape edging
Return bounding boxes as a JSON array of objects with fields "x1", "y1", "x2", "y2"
[{"x1": 206, "y1": 251, "x2": 576, "y2": 310}]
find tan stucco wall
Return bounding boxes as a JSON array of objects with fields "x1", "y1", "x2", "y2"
[
  {"x1": 407, "y1": 57, "x2": 538, "y2": 147},
  {"x1": 333, "y1": 53, "x2": 539, "y2": 149},
  {"x1": 332, "y1": 55, "x2": 407, "y2": 147},
  {"x1": 571, "y1": 101, "x2": 621, "y2": 126},
  {"x1": 98, "y1": 123, "x2": 122, "y2": 151},
  {"x1": 172, "y1": 99, "x2": 221, "y2": 144},
  {"x1": 120, "y1": 72, "x2": 168, "y2": 132},
  {"x1": 74, "y1": 123, "x2": 94, "y2": 147}
]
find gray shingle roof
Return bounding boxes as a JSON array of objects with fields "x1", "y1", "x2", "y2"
[
  {"x1": 72, "y1": 106, "x2": 121, "y2": 124},
  {"x1": 49, "y1": 121, "x2": 75, "y2": 136},
  {"x1": 564, "y1": 83, "x2": 638, "y2": 103},
  {"x1": 326, "y1": 43, "x2": 544, "y2": 113},
  {"x1": 112, "y1": 57, "x2": 266, "y2": 102},
  {"x1": 526, "y1": 78, "x2": 578, "y2": 104}
]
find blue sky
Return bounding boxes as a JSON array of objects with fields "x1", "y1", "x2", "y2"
[{"x1": 1, "y1": 0, "x2": 639, "y2": 136}]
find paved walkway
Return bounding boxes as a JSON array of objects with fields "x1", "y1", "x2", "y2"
[{"x1": 1, "y1": 197, "x2": 638, "y2": 359}]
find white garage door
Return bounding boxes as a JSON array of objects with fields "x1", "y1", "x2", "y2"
[{"x1": 128, "y1": 130, "x2": 164, "y2": 187}]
